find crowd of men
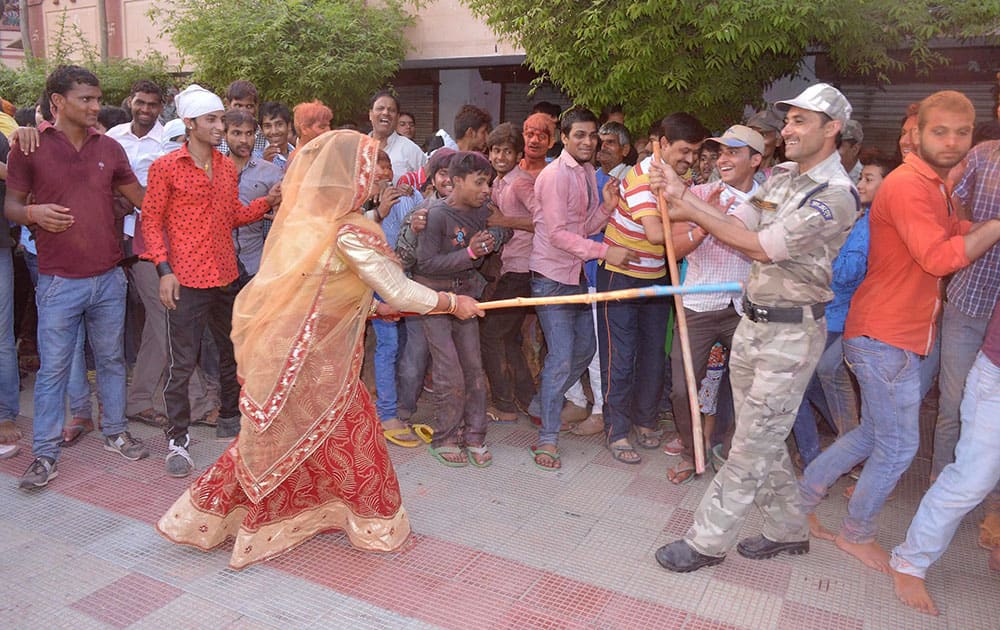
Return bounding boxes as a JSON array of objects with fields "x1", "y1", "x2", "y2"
[{"x1": 1, "y1": 64, "x2": 999, "y2": 617}]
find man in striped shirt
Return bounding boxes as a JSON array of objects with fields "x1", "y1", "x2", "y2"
[{"x1": 596, "y1": 113, "x2": 709, "y2": 464}]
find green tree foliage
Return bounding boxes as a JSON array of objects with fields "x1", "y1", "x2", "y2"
[
  {"x1": 464, "y1": 0, "x2": 1000, "y2": 130},
  {"x1": 154, "y1": 0, "x2": 414, "y2": 120},
  {"x1": 0, "y1": 10, "x2": 174, "y2": 108}
]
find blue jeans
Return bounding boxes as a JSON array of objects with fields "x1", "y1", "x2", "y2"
[
  {"x1": 397, "y1": 315, "x2": 429, "y2": 422},
  {"x1": 891, "y1": 352, "x2": 1000, "y2": 579},
  {"x1": 791, "y1": 332, "x2": 856, "y2": 466},
  {"x1": 24, "y1": 251, "x2": 91, "y2": 419},
  {"x1": 799, "y1": 336, "x2": 922, "y2": 543},
  {"x1": 931, "y1": 302, "x2": 989, "y2": 478},
  {"x1": 596, "y1": 267, "x2": 667, "y2": 442},
  {"x1": 33, "y1": 268, "x2": 128, "y2": 461},
  {"x1": 0, "y1": 249, "x2": 19, "y2": 421},
  {"x1": 372, "y1": 317, "x2": 399, "y2": 421},
  {"x1": 532, "y1": 274, "x2": 594, "y2": 447},
  {"x1": 815, "y1": 333, "x2": 858, "y2": 435}
]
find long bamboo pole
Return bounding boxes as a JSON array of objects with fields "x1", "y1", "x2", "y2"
[
  {"x1": 651, "y1": 144, "x2": 706, "y2": 474},
  {"x1": 477, "y1": 282, "x2": 741, "y2": 311}
]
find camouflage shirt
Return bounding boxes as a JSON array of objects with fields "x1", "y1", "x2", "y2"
[{"x1": 730, "y1": 151, "x2": 858, "y2": 308}]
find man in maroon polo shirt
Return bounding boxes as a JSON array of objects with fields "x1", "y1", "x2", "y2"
[
  {"x1": 4, "y1": 65, "x2": 149, "y2": 490},
  {"x1": 141, "y1": 84, "x2": 280, "y2": 478}
]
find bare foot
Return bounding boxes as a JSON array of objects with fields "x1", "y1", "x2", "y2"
[
  {"x1": 989, "y1": 546, "x2": 1000, "y2": 572},
  {"x1": 808, "y1": 513, "x2": 836, "y2": 541},
  {"x1": 891, "y1": 569, "x2": 939, "y2": 616},
  {"x1": 835, "y1": 534, "x2": 890, "y2": 573},
  {"x1": 0, "y1": 420, "x2": 22, "y2": 444}
]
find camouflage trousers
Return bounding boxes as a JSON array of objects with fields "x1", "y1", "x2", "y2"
[{"x1": 685, "y1": 313, "x2": 826, "y2": 557}]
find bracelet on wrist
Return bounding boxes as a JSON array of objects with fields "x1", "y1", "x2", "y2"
[
  {"x1": 25, "y1": 205, "x2": 34, "y2": 224},
  {"x1": 687, "y1": 229, "x2": 695, "y2": 243},
  {"x1": 446, "y1": 292, "x2": 458, "y2": 314},
  {"x1": 467, "y1": 246, "x2": 478, "y2": 260},
  {"x1": 368, "y1": 300, "x2": 379, "y2": 318}
]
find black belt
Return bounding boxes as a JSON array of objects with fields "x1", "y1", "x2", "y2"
[{"x1": 742, "y1": 296, "x2": 825, "y2": 324}]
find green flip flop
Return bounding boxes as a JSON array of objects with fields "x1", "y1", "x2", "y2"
[
  {"x1": 466, "y1": 444, "x2": 493, "y2": 468},
  {"x1": 529, "y1": 445, "x2": 561, "y2": 471},
  {"x1": 428, "y1": 445, "x2": 467, "y2": 468}
]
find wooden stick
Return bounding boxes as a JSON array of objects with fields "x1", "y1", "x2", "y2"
[
  {"x1": 476, "y1": 282, "x2": 741, "y2": 311},
  {"x1": 652, "y1": 143, "x2": 706, "y2": 474}
]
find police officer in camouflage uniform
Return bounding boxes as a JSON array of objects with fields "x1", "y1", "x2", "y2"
[{"x1": 648, "y1": 84, "x2": 859, "y2": 572}]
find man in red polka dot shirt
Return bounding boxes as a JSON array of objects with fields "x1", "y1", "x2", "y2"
[{"x1": 141, "y1": 85, "x2": 281, "y2": 478}]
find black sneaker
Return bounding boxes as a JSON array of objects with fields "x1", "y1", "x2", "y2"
[
  {"x1": 19, "y1": 456, "x2": 57, "y2": 490},
  {"x1": 165, "y1": 434, "x2": 193, "y2": 478},
  {"x1": 654, "y1": 540, "x2": 725, "y2": 573},
  {"x1": 215, "y1": 415, "x2": 241, "y2": 440},
  {"x1": 104, "y1": 431, "x2": 150, "y2": 461},
  {"x1": 736, "y1": 534, "x2": 809, "y2": 560}
]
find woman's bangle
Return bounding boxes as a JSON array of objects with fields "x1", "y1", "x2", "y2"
[
  {"x1": 368, "y1": 300, "x2": 379, "y2": 318},
  {"x1": 446, "y1": 292, "x2": 458, "y2": 314},
  {"x1": 466, "y1": 246, "x2": 478, "y2": 260},
  {"x1": 687, "y1": 229, "x2": 695, "y2": 243}
]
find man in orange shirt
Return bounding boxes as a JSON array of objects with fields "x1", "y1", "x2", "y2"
[{"x1": 800, "y1": 91, "x2": 1000, "y2": 573}]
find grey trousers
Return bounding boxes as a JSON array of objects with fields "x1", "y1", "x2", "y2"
[{"x1": 125, "y1": 260, "x2": 218, "y2": 418}]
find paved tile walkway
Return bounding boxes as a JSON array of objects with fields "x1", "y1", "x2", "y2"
[{"x1": 1, "y1": 378, "x2": 997, "y2": 628}]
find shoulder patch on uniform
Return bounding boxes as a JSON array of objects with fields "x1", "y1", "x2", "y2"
[{"x1": 810, "y1": 199, "x2": 833, "y2": 221}]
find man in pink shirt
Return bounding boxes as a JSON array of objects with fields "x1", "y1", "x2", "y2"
[{"x1": 528, "y1": 107, "x2": 635, "y2": 471}]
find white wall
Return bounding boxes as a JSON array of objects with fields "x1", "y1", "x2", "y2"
[{"x1": 437, "y1": 68, "x2": 501, "y2": 135}]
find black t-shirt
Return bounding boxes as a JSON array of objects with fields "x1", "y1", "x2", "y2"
[{"x1": 0, "y1": 133, "x2": 13, "y2": 249}]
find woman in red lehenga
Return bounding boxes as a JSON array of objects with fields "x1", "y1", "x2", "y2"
[{"x1": 156, "y1": 130, "x2": 481, "y2": 569}]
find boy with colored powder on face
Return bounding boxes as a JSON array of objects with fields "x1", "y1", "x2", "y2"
[
  {"x1": 480, "y1": 123, "x2": 536, "y2": 423},
  {"x1": 413, "y1": 152, "x2": 510, "y2": 467}
]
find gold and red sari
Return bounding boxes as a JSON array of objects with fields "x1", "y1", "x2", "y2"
[{"x1": 156, "y1": 131, "x2": 439, "y2": 569}]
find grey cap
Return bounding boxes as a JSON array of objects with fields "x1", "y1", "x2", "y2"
[
  {"x1": 746, "y1": 108, "x2": 784, "y2": 133},
  {"x1": 841, "y1": 119, "x2": 864, "y2": 143},
  {"x1": 775, "y1": 83, "x2": 852, "y2": 124}
]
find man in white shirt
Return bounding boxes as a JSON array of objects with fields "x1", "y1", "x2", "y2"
[
  {"x1": 663, "y1": 125, "x2": 763, "y2": 486},
  {"x1": 368, "y1": 90, "x2": 426, "y2": 184}
]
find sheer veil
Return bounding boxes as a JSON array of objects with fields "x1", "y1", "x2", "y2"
[{"x1": 229, "y1": 130, "x2": 386, "y2": 501}]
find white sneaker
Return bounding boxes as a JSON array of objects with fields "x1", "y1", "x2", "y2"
[{"x1": 0, "y1": 443, "x2": 20, "y2": 460}]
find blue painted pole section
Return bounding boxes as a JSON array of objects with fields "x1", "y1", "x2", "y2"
[{"x1": 641, "y1": 282, "x2": 742, "y2": 297}]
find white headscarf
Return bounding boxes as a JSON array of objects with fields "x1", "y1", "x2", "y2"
[{"x1": 175, "y1": 84, "x2": 224, "y2": 120}]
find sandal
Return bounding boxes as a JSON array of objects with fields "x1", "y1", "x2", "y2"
[
  {"x1": 466, "y1": 443, "x2": 493, "y2": 468},
  {"x1": 127, "y1": 408, "x2": 168, "y2": 428},
  {"x1": 488, "y1": 408, "x2": 519, "y2": 424},
  {"x1": 609, "y1": 441, "x2": 641, "y2": 465},
  {"x1": 710, "y1": 443, "x2": 727, "y2": 473},
  {"x1": 60, "y1": 417, "x2": 95, "y2": 447},
  {"x1": 428, "y1": 444, "x2": 468, "y2": 467},
  {"x1": 667, "y1": 460, "x2": 696, "y2": 485},
  {"x1": 662, "y1": 435, "x2": 684, "y2": 456},
  {"x1": 529, "y1": 445, "x2": 561, "y2": 471},
  {"x1": 634, "y1": 427, "x2": 663, "y2": 450},
  {"x1": 842, "y1": 482, "x2": 897, "y2": 502},
  {"x1": 191, "y1": 408, "x2": 219, "y2": 427},
  {"x1": 411, "y1": 423, "x2": 434, "y2": 444},
  {"x1": 528, "y1": 415, "x2": 575, "y2": 432},
  {"x1": 384, "y1": 427, "x2": 421, "y2": 448}
]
